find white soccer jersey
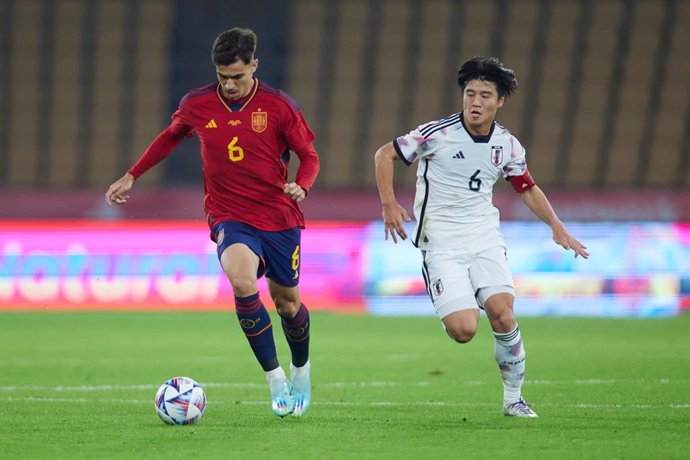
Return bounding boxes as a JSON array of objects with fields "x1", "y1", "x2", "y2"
[{"x1": 394, "y1": 113, "x2": 528, "y2": 250}]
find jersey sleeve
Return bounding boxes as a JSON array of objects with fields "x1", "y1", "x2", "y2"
[
  {"x1": 279, "y1": 99, "x2": 319, "y2": 192},
  {"x1": 127, "y1": 100, "x2": 194, "y2": 178},
  {"x1": 392, "y1": 124, "x2": 441, "y2": 166},
  {"x1": 293, "y1": 143, "x2": 320, "y2": 192},
  {"x1": 282, "y1": 107, "x2": 315, "y2": 152},
  {"x1": 501, "y1": 135, "x2": 528, "y2": 178}
]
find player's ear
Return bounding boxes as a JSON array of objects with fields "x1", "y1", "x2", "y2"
[
  {"x1": 252, "y1": 59, "x2": 259, "y2": 73},
  {"x1": 497, "y1": 95, "x2": 506, "y2": 109}
]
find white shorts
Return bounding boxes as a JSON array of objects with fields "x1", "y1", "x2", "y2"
[{"x1": 421, "y1": 245, "x2": 515, "y2": 319}]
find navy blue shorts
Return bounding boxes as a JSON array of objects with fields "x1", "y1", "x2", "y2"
[{"x1": 211, "y1": 221, "x2": 301, "y2": 287}]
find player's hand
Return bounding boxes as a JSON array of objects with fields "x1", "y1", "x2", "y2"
[
  {"x1": 105, "y1": 173, "x2": 135, "y2": 206},
  {"x1": 552, "y1": 225, "x2": 589, "y2": 259},
  {"x1": 382, "y1": 202, "x2": 411, "y2": 244},
  {"x1": 283, "y1": 182, "x2": 306, "y2": 202}
]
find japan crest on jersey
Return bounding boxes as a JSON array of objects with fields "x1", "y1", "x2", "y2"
[
  {"x1": 491, "y1": 145, "x2": 503, "y2": 166},
  {"x1": 252, "y1": 110, "x2": 267, "y2": 133},
  {"x1": 433, "y1": 279, "x2": 444, "y2": 296}
]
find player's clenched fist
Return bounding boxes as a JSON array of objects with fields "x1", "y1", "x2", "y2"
[{"x1": 283, "y1": 182, "x2": 306, "y2": 202}]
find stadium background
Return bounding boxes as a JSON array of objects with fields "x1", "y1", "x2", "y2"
[{"x1": 0, "y1": 0, "x2": 688, "y2": 315}]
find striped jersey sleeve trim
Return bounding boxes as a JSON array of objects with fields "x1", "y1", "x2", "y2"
[
  {"x1": 419, "y1": 113, "x2": 459, "y2": 135},
  {"x1": 419, "y1": 113, "x2": 461, "y2": 138},
  {"x1": 392, "y1": 138, "x2": 412, "y2": 166}
]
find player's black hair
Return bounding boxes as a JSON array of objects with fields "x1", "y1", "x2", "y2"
[
  {"x1": 211, "y1": 27, "x2": 257, "y2": 66},
  {"x1": 457, "y1": 57, "x2": 518, "y2": 99}
]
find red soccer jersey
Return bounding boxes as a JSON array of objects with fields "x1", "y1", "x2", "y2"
[{"x1": 129, "y1": 79, "x2": 319, "y2": 231}]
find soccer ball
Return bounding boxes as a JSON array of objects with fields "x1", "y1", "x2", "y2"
[{"x1": 154, "y1": 376, "x2": 207, "y2": 425}]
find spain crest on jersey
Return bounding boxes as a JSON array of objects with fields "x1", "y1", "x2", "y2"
[
  {"x1": 252, "y1": 110, "x2": 267, "y2": 133},
  {"x1": 491, "y1": 145, "x2": 503, "y2": 166}
]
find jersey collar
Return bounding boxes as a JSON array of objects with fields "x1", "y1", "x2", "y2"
[
  {"x1": 459, "y1": 112, "x2": 495, "y2": 143},
  {"x1": 216, "y1": 78, "x2": 259, "y2": 112}
]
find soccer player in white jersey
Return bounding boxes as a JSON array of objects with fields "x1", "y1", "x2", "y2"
[{"x1": 374, "y1": 57, "x2": 589, "y2": 418}]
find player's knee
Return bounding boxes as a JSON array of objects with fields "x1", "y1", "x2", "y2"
[
  {"x1": 273, "y1": 296, "x2": 300, "y2": 318},
  {"x1": 487, "y1": 307, "x2": 516, "y2": 333},
  {"x1": 228, "y1": 275, "x2": 257, "y2": 297},
  {"x1": 445, "y1": 324, "x2": 477, "y2": 344},
  {"x1": 441, "y1": 309, "x2": 479, "y2": 343}
]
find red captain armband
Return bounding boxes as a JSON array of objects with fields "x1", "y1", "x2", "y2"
[{"x1": 507, "y1": 169, "x2": 536, "y2": 193}]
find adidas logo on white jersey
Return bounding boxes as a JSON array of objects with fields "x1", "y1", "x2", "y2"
[{"x1": 452, "y1": 151, "x2": 465, "y2": 159}]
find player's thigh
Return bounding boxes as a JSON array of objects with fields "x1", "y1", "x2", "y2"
[
  {"x1": 422, "y1": 249, "x2": 479, "y2": 320},
  {"x1": 220, "y1": 244, "x2": 260, "y2": 278},
  {"x1": 260, "y1": 226, "x2": 301, "y2": 288},
  {"x1": 468, "y1": 245, "x2": 515, "y2": 306},
  {"x1": 213, "y1": 221, "x2": 264, "y2": 281},
  {"x1": 469, "y1": 245, "x2": 516, "y2": 330}
]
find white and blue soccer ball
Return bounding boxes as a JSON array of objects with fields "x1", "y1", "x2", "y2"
[{"x1": 154, "y1": 376, "x2": 207, "y2": 425}]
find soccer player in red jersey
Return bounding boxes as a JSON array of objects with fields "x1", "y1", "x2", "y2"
[{"x1": 105, "y1": 27, "x2": 319, "y2": 418}]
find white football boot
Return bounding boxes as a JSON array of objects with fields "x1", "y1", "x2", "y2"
[
  {"x1": 503, "y1": 399, "x2": 538, "y2": 418},
  {"x1": 289, "y1": 361, "x2": 311, "y2": 417},
  {"x1": 267, "y1": 369, "x2": 294, "y2": 417}
]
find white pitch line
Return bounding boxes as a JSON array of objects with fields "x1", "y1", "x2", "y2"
[
  {"x1": 1, "y1": 378, "x2": 688, "y2": 393},
  {"x1": 0, "y1": 382, "x2": 412, "y2": 392},
  {"x1": 0, "y1": 396, "x2": 687, "y2": 410}
]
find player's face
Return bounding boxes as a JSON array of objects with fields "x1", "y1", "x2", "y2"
[
  {"x1": 462, "y1": 79, "x2": 505, "y2": 136},
  {"x1": 216, "y1": 59, "x2": 258, "y2": 100}
]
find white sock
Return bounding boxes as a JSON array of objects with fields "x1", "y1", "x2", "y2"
[
  {"x1": 290, "y1": 360, "x2": 310, "y2": 377},
  {"x1": 493, "y1": 325, "x2": 525, "y2": 405},
  {"x1": 265, "y1": 366, "x2": 286, "y2": 383}
]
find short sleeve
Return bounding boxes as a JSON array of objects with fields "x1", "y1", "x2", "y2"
[
  {"x1": 392, "y1": 123, "x2": 442, "y2": 166},
  {"x1": 502, "y1": 135, "x2": 528, "y2": 178}
]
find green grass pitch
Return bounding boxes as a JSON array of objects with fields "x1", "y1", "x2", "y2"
[{"x1": 1, "y1": 311, "x2": 688, "y2": 459}]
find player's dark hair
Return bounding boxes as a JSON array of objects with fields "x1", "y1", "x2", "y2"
[
  {"x1": 211, "y1": 27, "x2": 257, "y2": 66},
  {"x1": 457, "y1": 57, "x2": 518, "y2": 99}
]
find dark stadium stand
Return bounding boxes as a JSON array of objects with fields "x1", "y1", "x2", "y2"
[
  {"x1": 289, "y1": 0, "x2": 689, "y2": 191},
  {"x1": 49, "y1": 0, "x2": 82, "y2": 187},
  {"x1": 0, "y1": 0, "x2": 170, "y2": 189},
  {"x1": 0, "y1": 0, "x2": 687, "y2": 197},
  {"x1": 644, "y1": 0, "x2": 690, "y2": 188},
  {"x1": 6, "y1": 0, "x2": 42, "y2": 186},
  {"x1": 529, "y1": 0, "x2": 579, "y2": 186}
]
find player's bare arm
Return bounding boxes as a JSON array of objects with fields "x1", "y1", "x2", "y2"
[
  {"x1": 519, "y1": 185, "x2": 589, "y2": 259},
  {"x1": 105, "y1": 173, "x2": 135, "y2": 206},
  {"x1": 374, "y1": 142, "x2": 411, "y2": 243}
]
